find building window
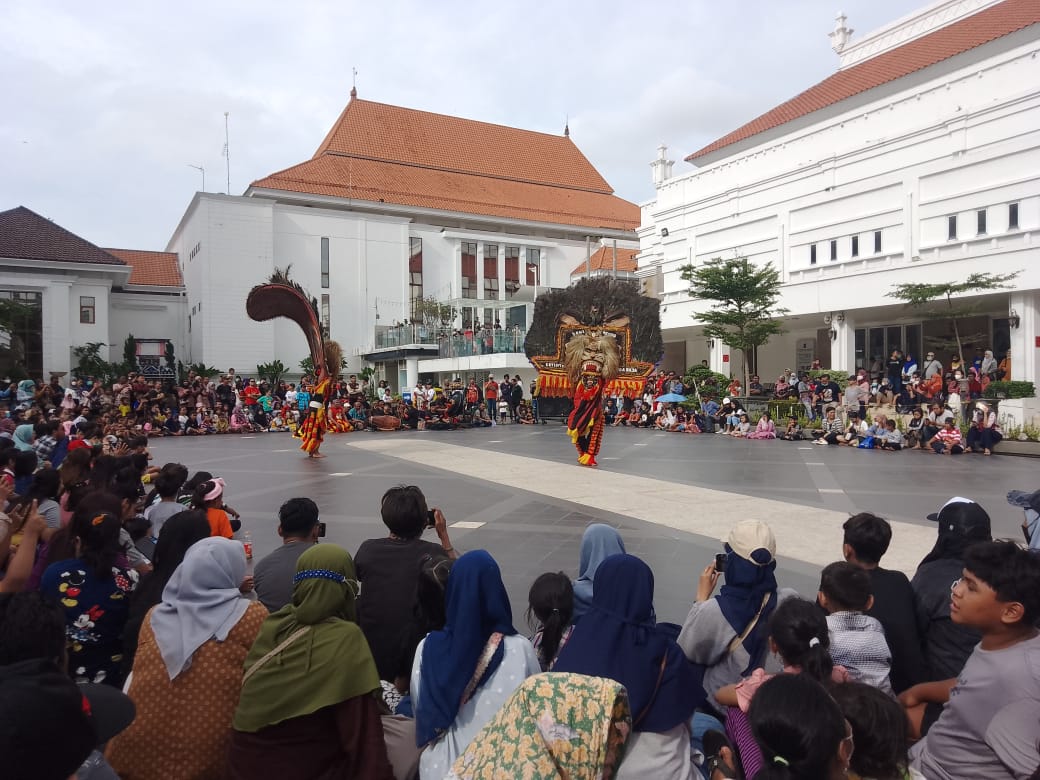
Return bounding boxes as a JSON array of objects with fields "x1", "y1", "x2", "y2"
[
  {"x1": 80, "y1": 296, "x2": 96, "y2": 324},
  {"x1": 320, "y1": 294, "x2": 330, "y2": 337},
  {"x1": 483, "y1": 245, "x2": 498, "y2": 300},
  {"x1": 461, "y1": 242, "x2": 477, "y2": 299},
  {"x1": 320, "y1": 237, "x2": 330, "y2": 288},
  {"x1": 873, "y1": 231, "x2": 882, "y2": 253},
  {"x1": 505, "y1": 246, "x2": 520, "y2": 298},
  {"x1": 1009, "y1": 202, "x2": 1019, "y2": 230},
  {"x1": 976, "y1": 209, "x2": 987, "y2": 236},
  {"x1": 526, "y1": 247, "x2": 540, "y2": 286},
  {"x1": 408, "y1": 237, "x2": 423, "y2": 321},
  {"x1": 809, "y1": 244, "x2": 817, "y2": 265},
  {"x1": 829, "y1": 240, "x2": 837, "y2": 261},
  {"x1": 851, "y1": 235, "x2": 859, "y2": 257},
  {"x1": 947, "y1": 216, "x2": 957, "y2": 241},
  {"x1": 0, "y1": 290, "x2": 42, "y2": 376}
]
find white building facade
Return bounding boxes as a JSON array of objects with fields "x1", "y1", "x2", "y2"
[
  {"x1": 168, "y1": 97, "x2": 639, "y2": 391},
  {"x1": 638, "y1": 0, "x2": 1040, "y2": 392}
]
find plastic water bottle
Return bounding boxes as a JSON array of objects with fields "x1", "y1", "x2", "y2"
[{"x1": 242, "y1": 530, "x2": 253, "y2": 575}]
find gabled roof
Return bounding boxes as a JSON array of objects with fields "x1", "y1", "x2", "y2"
[
  {"x1": 104, "y1": 249, "x2": 183, "y2": 287},
  {"x1": 688, "y1": 0, "x2": 1040, "y2": 162},
  {"x1": 0, "y1": 206, "x2": 126, "y2": 266},
  {"x1": 252, "y1": 99, "x2": 639, "y2": 232},
  {"x1": 571, "y1": 246, "x2": 638, "y2": 276}
]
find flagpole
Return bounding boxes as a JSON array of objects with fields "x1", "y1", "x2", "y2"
[{"x1": 223, "y1": 112, "x2": 231, "y2": 195}]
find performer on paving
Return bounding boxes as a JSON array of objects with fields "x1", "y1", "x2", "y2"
[{"x1": 246, "y1": 269, "x2": 343, "y2": 459}]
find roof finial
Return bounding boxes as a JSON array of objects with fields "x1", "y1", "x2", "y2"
[
  {"x1": 829, "y1": 12, "x2": 854, "y2": 54},
  {"x1": 350, "y1": 67, "x2": 358, "y2": 99},
  {"x1": 564, "y1": 114, "x2": 570, "y2": 137}
]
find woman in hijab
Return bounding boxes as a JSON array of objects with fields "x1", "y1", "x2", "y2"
[
  {"x1": 120, "y1": 510, "x2": 211, "y2": 677},
  {"x1": 229, "y1": 544, "x2": 399, "y2": 780},
  {"x1": 573, "y1": 524, "x2": 626, "y2": 621},
  {"x1": 12, "y1": 424, "x2": 34, "y2": 452},
  {"x1": 912, "y1": 498, "x2": 992, "y2": 684},
  {"x1": 106, "y1": 536, "x2": 265, "y2": 779},
  {"x1": 447, "y1": 672, "x2": 632, "y2": 780},
  {"x1": 412, "y1": 550, "x2": 540, "y2": 779},
  {"x1": 678, "y1": 520, "x2": 793, "y2": 713},
  {"x1": 554, "y1": 553, "x2": 704, "y2": 780}
]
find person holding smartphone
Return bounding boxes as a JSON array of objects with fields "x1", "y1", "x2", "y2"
[
  {"x1": 253, "y1": 497, "x2": 323, "y2": 612},
  {"x1": 354, "y1": 486, "x2": 458, "y2": 683}
]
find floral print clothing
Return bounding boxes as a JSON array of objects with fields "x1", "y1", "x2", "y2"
[
  {"x1": 41, "y1": 557, "x2": 138, "y2": 686},
  {"x1": 448, "y1": 672, "x2": 631, "y2": 780}
]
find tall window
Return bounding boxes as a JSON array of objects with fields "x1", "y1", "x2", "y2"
[
  {"x1": 320, "y1": 237, "x2": 330, "y2": 288},
  {"x1": 976, "y1": 209, "x2": 987, "y2": 235},
  {"x1": 80, "y1": 296, "x2": 96, "y2": 324},
  {"x1": 1009, "y1": 202, "x2": 1019, "y2": 230},
  {"x1": 873, "y1": 230, "x2": 882, "y2": 253},
  {"x1": 461, "y1": 242, "x2": 477, "y2": 299},
  {"x1": 526, "y1": 248, "x2": 540, "y2": 286},
  {"x1": 829, "y1": 240, "x2": 837, "y2": 261},
  {"x1": 809, "y1": 244, "x2": 817, "y2": 265},
  {"x1": 409, "y1": 237, "x2": 423, "y2": 321},
  {"x1": 851, "y1": 235, "x2": 859, "y2": 257},
  {"x1": 505, "y1": 246, "x2": 520, "y2": 298},
  {"x1": 0, "y1": 291, "x2": 42, "y2": 377},
  {"x1": 483, "y1": 244, "x2": 499, "y2": 300},
  {"x1": 320, "y1": 294, "x2": 330, "y2": 337},
  {"x1": 947, "y1": 216, "x2": 957, "y2": 241}
]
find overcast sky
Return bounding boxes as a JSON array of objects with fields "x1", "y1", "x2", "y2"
[{"x1": 1, "y1": 0, "x2": 924, "y2": 249}]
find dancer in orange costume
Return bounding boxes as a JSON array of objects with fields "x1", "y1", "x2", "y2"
[
  {"x1": 298, "y1": 376, "x2": 331, "y2": 458},
  {"x1": 567, "y1": 371, "x2": 606, "y2": 467}
]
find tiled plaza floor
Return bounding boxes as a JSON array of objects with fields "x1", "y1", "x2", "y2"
[{"x1": 146, "y1": 425, "x2": 1034, "y2": 626}]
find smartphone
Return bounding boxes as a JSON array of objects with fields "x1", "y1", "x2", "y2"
[
  {"x1": 426, "y1": 510, "x2": 437, "y2": 529},
  {"x1": 317, "y1": 522, "x2": 327, "y2": 537},
  {"x1": 714, "y1": 553, "x2": 727, "y2": 573}
]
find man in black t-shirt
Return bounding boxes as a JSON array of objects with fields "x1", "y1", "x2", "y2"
[
  {"x1": 354, "y1": 486, "x2": 458, "y2": 682},
  {"x1": 814, "y1": 374, "x2": 842, "y2": 419},
  {"x1": 842, "y1": 512, "x2": 929, "y2": 693}
]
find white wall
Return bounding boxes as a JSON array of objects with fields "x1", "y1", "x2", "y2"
[{"x1": 109, "y1": 290, "x2": 186, "y2": 366}]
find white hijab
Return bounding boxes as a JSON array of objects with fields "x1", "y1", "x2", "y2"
[{"x1": 149, "y1": 536, "x2": 249, "y2": 679}]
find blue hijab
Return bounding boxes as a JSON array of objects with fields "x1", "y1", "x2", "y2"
[
  {"x1": 716, "y1": 544, "x2": 778, "y2": 675},
  {"x1": 554, "y1": 553, "x2": 704, "y2": 733},
  {"x1": 416, "y1": 550, "x2": 516, "y2": 747},
  {"x1": 573, "y1": 524, "x2": 626, "y2": 621},
  {"x1": 13, "y1": 425, "x2": 34, "y2": 451}
]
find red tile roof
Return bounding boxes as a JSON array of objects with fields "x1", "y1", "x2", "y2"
[
  {"x1": 571, "y1": 246, "x2": 639, "y2": 275},
  {"x1": 0, "y1": 206, "x2": 126, "y2": 266},
  {"x1": 688, "y1": 0, "x2": 1040, "y2": 162},
  {"x1": 104, "y1": 248, "x2": 183, "y2": 287},
  {"x1": 252, "y1": 99, "x2": 639, "y2": 232}
]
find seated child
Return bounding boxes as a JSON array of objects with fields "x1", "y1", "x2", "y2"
[
  {"x1": 818, "y1": 561, "x2": 893, "y2": 694},
  {"x1": 905, "y1": 541, "x2": 1040, "y2": 779},
  {"x1": 716, "y1": 597, "x2": 849, "y2": 712},
  {"x1": 730, "y1": 412, "x2": 752, "y2": 438},
  {"x1": 779, "y1": 414, "x2": 802, "y2": 441},
  {"x1": 878, "y1": 420, "x2": 904, "y2": 451}
]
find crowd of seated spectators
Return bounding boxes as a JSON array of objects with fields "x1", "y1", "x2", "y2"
[{"x1": 2, "y1": 419, "x2": 1037, "y2": 780}]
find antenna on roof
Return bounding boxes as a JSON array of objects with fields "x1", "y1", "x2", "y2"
[
  {"x1": 222, "y1": 112, "x2": 231, "y2": 195},
  {"x1": 351, "y1": 67, "x2": 358, "y2": 99},
  {"x1": 564, "y1": 114, "x2": 570, "y2": 137}
]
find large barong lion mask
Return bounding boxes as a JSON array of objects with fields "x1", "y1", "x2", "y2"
[{"x1": 559, "y1": 313, "x2": 629, "y2": 385}]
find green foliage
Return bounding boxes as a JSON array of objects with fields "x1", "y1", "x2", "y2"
[
  {"x1": 805, "y1": 370, "x2": 849, "y2": 390},
  {"x1": 299, "y1": 356, "x2": 315, "y2": 376},
  {"x1": 887, "y1": 271, "x2": 1019, "y2": 364},
  {"x1": 525, "y1": 277, "x2": 663, "y2": 364},
  {"x1": 256, "y1": 360, "x2": 287, "y2": 386},
  {"x1": 0, "y1": 298, "x2": 36, "y2": 337},
  {"x1": 680, "y1": 257, "x2": 788, "y2": 391},
  {"x1": 164, "y1": 341, "x2": 176, "y2": 371},
  {"x1": 359, "y1": 366, "x2": 375, "y2": 382},
  {"x1": 985, "y1": 381, "x2": 1035, "y2": 399},
  {"x1": 177, "y1": 360, "x2": 186, "y2": 383},
  {"x1": 72, "y1": 342, "x2": 124, "y2": 384},
  {"x1": 413, "y1": 296, "x2": 459, "y2": 329},
  {"x1": 122, "y1": 334, "x2": 136, "y2": 369},
  {"x1": 187, "y1": 363, "x2": 220, "y2": 380},
  {"x1": 682, "y1": 365, "x2": 729, "y2": 400}
]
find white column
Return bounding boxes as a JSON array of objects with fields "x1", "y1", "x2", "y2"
[
  {"x1": 709, "y1": 339, "x2": 731, "y2": 377},
  {"x1": 1009, "y1": 291, "x2": 1038, "y2": 385},
  {"x1": 43, "y1": 280, "x2": 73, "y2": 377},
  {"x1": 475, "y1": 243, "x2": 484, "y2": 305},
  {"x1": 497, "y1": 245, "x2": 506, "y2": 325},
  {"x1": 405, "y1": 357, "x2": 419, "y2": 394},
  {"x1": 831, "y1": 313, "x2": 855, "y2": 375}
]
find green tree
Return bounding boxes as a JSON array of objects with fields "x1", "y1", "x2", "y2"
[
  {"x1": 164, "y1": 341, "x2": 176, "y2": 373},
  {"x1": 122, "y1": 334, "x2": 137, "y2": 372},
  {"x1": 71, "y1": 342, "x2": 125, "y2": 384},
  {"x1": 887, "y1": 272, "x2": 1019, "y2": 365},
  {"x1": 299, "y1": 356, "x2": 315, "y2": 376},
  {"x1": 187, "y1": 362, "x2": 220, "y2": 380},
  {"x1": 680, "y1": 257, "x2": 788, "y2": 393},
  {"x1": 256, "y1": 360, "x2": 287, "y2": 386}
]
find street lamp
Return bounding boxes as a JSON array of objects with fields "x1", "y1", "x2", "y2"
[{"x1": 187, "y1": 164, "x2": 205, "y2": 192}]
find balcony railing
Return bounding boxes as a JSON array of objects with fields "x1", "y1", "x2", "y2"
[
  {"x1": 373, "y1": 325, "x2": 439, "y2": 348},
  {"x1": 372, "y1": 324, "x2": 527, "y2": 357}
]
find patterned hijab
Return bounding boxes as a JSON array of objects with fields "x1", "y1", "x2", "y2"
[
  {"x1": 573, "y1": 524, "x2": 626, "y2": 621},
  {"x1": 447, "y1": 673, "x2": 631, "y2": 780},
  {"x1": 149, "y1": 536, "x2": 250, "y2": 679},
  {"x1": 232, "y1": 544, "x2": 379, "y2": 733}
]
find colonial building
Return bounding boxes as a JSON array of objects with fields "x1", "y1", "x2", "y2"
[
  {"x1": 638, "y1": 0, "x2": 1039, "y2": 395},
  {"x1": 166, "y1": 94, "x2": 638, "y2": 390},
  {"x1": 0, "y1": 206, "x2": 185, "y2": 379}
]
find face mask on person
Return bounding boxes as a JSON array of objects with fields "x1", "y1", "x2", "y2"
[{"x1": 954, "y1": 372, "x2": 963, "y2": 380}]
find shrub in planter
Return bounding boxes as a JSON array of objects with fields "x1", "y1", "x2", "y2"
[
  {"x1": 805, "y1": 370, "x2": 849, "y2": 390},
  {"x1": 986, "y1": 381, "x2": 1036, "y2": 399},
  {"x1": 684, "y1": 365, "x2": 729, "y2": 393}
]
